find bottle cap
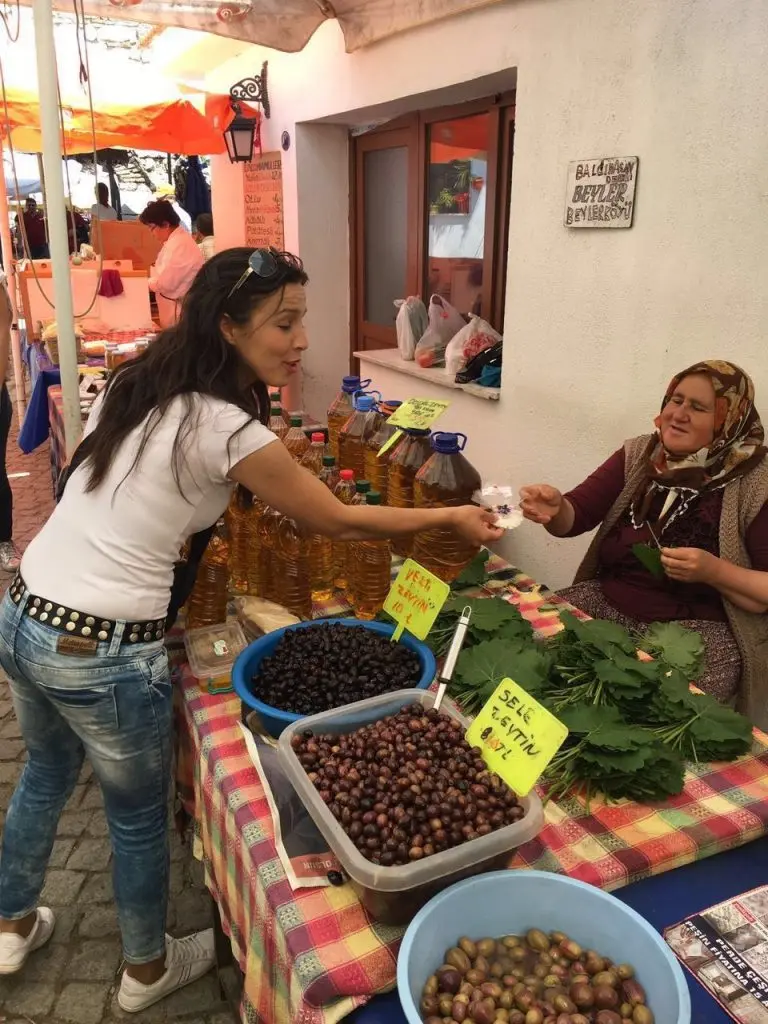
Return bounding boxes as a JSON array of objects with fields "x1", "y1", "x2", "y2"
[
  {"x1": 311, "y1": 432, "x2": 325, "y2": 443},
  {"x1": 404, "y1": 427, "x2": 431, "y2": 437},
  {"x1": 290, "y1": 416, "x2": 303, "y2": 427},
  {"x1": 431, "y1": 431, "x2": 468, "y2": 454},
  {"x1": 322, "y1": 455, "x2": 336, "y2": 466},
  {"x1": 270, "y1": 405, "x2": 281, "y2": 415},
  {"x1": 356, "y1": 480, "x2": 371, "y2": 492},
  {"x1": 366, "y1": 491, "x2": 382, "y2": 505},
  {"x1": 341, "y1": 375, "x2": 361, "y2": 394},
  {"x1": 353, "y1": 395, "x2": 377, "y2": 412},
  {"x1": 340, "y1": 469, "x2": 354, "y2": 480}
]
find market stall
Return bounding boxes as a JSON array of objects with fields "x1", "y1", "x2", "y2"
[{"x1": 174, "y1": 553, "x2": 768, "y2": 1024}]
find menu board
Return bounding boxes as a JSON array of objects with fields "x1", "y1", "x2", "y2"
[{"x1": 243, "y1": 152, "x2": 284, "y2": 249}]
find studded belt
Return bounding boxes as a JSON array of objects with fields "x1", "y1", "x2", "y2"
[{"x1": 9, "y1": 575, "x2": 166, "y2": 645}]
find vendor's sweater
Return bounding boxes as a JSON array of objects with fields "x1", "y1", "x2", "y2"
[{"x1": 573, "y1": 434, "x2": 768, "y2": 731}]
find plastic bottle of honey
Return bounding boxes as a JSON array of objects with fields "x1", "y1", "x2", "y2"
[
  {"x1": 363, "y1": 399, "x2": 402, "y2": 503},
  {"x1": 413, "y1": 432, "x2": 482, "y2": 583},
  {"x1": 186, "y1": 518, "x2": 230, "y2": 628},
  {"x1": 299, "y1": 432, "x2": 326, "y2": 476},
  {"x1": 332, "y1": 469, "x2": 356, "y2": 589},
  {"x1": 338, "y1": 394, "x2": 382, "y2": 480},
  {"x1": 349, "y1": 491, "x2": 391, "y2": 620},
  {"x1": 387, "y1": 428, "x2": 433, "y2": 557},
  {"x1": 327, "y1": 375, "x2": 370, "y2": 460},
  {"x1": 284, "y1": 416, "x2": 310, "y2": 461},
  {"x1": 225, "y1": 485, "x2": 252, "y2": 594}
]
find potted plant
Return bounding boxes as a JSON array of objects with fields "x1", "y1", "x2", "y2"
[{"x1": 437, "y1": 188, "x2": 456, "y2": 212}]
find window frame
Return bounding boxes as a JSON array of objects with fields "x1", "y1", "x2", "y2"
[{"x1": 350, "y1": 91, "x2": 516, "y2": 365}]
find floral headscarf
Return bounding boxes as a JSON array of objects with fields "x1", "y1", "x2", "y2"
[{"x1": 632, "y1": 360, "x2": 766, "y2": 527}]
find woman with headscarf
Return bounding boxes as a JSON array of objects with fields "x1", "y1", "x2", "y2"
[{"x1": 520, "y1": 360, "x2": 768, "y2": 726}]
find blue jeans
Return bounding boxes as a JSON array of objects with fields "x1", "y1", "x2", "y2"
[{"x1": 0, "y1": 591, "x2": 172, "y2": 964}]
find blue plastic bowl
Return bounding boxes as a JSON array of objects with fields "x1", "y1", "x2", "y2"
[
  {"x1": 397, "y1": 870, "x2": 691, "y2": 1024},
  {"x1": 232, "y1": 617, "x2": 437, "y2": 738}
]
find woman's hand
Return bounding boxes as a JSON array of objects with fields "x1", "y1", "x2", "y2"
[
  {"x1": 449, "y1": 506, "x2": 504, "y2": 545},
  {"x1": 661, "y1": 547, "x2": 718, "y2": 584},
  {"x1": 519, "y1": 484, "x2": 564, "y2": 525}
]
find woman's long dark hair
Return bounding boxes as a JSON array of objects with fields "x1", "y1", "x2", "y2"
[{"x1": 84, "y1": 247, "x2": 308, "y2": 495}]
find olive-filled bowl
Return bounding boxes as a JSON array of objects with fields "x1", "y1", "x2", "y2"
[
  {"x1": 232, "y1": 617, "x2": 437, "y2": 738},
  {"x1": 397, "y1": 870, "x2": 691, "y2": 1024}
]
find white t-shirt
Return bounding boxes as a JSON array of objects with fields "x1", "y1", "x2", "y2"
[
  {"x1": 90, "y1": 203, "x2": 117, "y2": 222},
  {"x1": 22, "y1": 395, "x2": 276, "y2": 621}
]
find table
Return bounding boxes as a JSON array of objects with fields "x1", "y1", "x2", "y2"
[{"x1": 174, "y1": 556, "x2": 768, "y2": 1024}]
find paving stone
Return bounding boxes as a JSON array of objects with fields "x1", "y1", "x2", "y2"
[
  {"x1": 79, "y1": 904, "x2": 120, "y2": 939},
  {"x1": 80, "y1": 870, "x2": 114, "y2": 903},
  {"x1": 55, "y1": 980, "x2": 111, "y2": 1024},
  {"x1": 80, "y1": 784, "x2": 105, "y2": 809},
  {"x1": 68, "y1": 837, "x2": 113, "y2": 871},
  {"x1": 0, "y1": 716, "x2": 22, "y2": 739},
  {"x1": 0, "y1": 971, "x2": 20, "y2": 1001},
  {"x1": 86, "y1": 812, "x2": 111, "y2": 838},
  {"x1": 169, "y1": 859, "x2": 186, "y2": 895},
  {"x1": 41, "y1": 868, "x2": 86, "y2": 906},
  {"x1": 0, "y1": 738, "x2": 24, "y2": 760},
  {"x1": 173, "y1": 889, "x2": 213, "y2": 934},
  {"x1": 24, "y1": 939, "x2": 70, "y2": 981},
  {"x1": 68, "y1": 938, "x2": 123, "y2": 981},
  {"x1": 160, "y1": 972, "x2": 225, "y2": 1015},
  {"x1": 109, "y1": 990, "x2": 168, "y2": 1022},
  {"x1": 58, "y1": 809, "x2": 93, "y2": 836},
  {"x1": 0, "y1": 760, "x2": 23, "y2": 785},
  {"x1": 4, "y1": 978, "x2": 57, "y2": 1016},
  {"x1": 49, "y1": 836, "x2": 77, "y2": 868},
  {"x1": 208, "y1": 1013, "x2": 238, "y2": 1024},
  {"x1": 50, "y1": 906, "x2": 81, "y2": 943}
]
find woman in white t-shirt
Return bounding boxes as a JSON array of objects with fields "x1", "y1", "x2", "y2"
[{"x1": 0, "y1": 247, "x2": 501, "y2": 1011}]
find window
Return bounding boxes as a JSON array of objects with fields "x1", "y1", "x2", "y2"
[{"x1": 351, "y1": 93, "x2": 515, "y2": 357}]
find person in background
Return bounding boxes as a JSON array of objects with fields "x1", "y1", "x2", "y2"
[
  {"x1": 14, "y1": 198, "x2": 48, "y2": 260},
  {"x1": 65, "y1": 200, "x2": 89, "y2": 254},
  {"x1": 0, "y1": 276, "x2": 18, "y2": 573},
  {"x1": 154, "y1": 183, "x2": 192, "y2": 232},
  {"x1": 90, "y1": 182, "x2": 117, "y2": 222},
  {"x1": 140, "y1": 199, "x2": 203, "y2": 329},
  {"x1": 520, "y1": 360, "x2": 768, "y2": 727},
  {"x1": 193, "y1": 213, "x2": 215, "y2": 261}
]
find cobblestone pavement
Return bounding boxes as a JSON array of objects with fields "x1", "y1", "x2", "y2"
[{"x1": 0, "y1": 400, "x2": 237, "y2": 1022}]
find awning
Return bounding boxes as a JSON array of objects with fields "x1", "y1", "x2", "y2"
[{"x1": 15, "y1": 0, "x2": 505, "y2": 54}]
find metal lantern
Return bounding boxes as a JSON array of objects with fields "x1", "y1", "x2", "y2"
[{"x1": 224, "y1": 61, "x2": 270, "y2": 164}]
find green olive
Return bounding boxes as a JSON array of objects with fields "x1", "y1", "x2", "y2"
[
  {"x1": 424, "y1": 974, "x2": 439, "y2": 996},
  {"x1": 499, "y1": 990, "x2": 514, "y2": 1009},
  {"x1": 446, "y1": 947, "x2": 472, "y2": 973},
  {"x1": 503, "y1": 935, "x2": 523, "y2": 949},
  {"x1": 466, "y1": 969, "x2": 487, "y2": 987},
  {"x1": 616, "y1": 964, "x2": 634, "y2": 981},
  {"x1": 459, "y1": 937, "x2": 478, "y2": 960},
  {"x1": 475, "y1": 956, "x2": 491, "y2": 975},
  {"x1": 553, "y1": 994, "x2": 577, "y2": 1014},
  {"x1": 438, "y1": 993, "x2": 454, "y2": 1015},
  {"x1": 525, "y1": 1010, "x2": 544, "y2": 1024},
  {"x1": 526, "y1": 929, "x2": 551, "y2": 952},
  {"x1": 495, "y1": 1011, "x2": 510, "y2": 1023},
  {"x1": 550, "y1": 931, "x2": 567, "y2": 944}
]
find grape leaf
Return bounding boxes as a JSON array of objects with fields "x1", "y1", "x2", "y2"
[
  {"x1": 640, "y1": 621, "x2": 705, "y2": 677},
  {"x1": 632, "y1": 543, "x2": 664, "y2": 578},
  {"x1": 455, "y1": 638, "x2": 530, "y2": 693},
  {"x1": 558, "y1": 704, "x2": 623, "y2": 734},
  {"x1": 451, "y1": 550, "x2": 491, "y2": 589},
  {"x1": 558, "y1": 611, "x2": 637, "y2": 656},
  {"x1": 448, "y1": 596, "x2": 531, "y2": 638}
]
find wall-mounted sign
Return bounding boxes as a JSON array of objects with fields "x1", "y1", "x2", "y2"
[
  {"x1": 564, "y1": 156, "x2": 638, "y2": 229},
  {"x1": 243, "y1": 151, "x2": 284, "y2": 249}
]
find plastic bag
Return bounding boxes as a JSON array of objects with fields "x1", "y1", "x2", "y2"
[
  {"x1": 394, "y1": 296, "x2": 428, "y2": 361},
  {"x1": 445, "y1": 315, "x2": 501, "y2": 377},
  {"x1": 414, "y1": 295, "x2": 466, "y2": 368}
]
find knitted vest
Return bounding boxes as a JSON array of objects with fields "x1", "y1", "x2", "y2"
[{"x1": 574, "y1": 434, "x2": 768, "y2": 730}]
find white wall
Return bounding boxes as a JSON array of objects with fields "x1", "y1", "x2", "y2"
[{"x1": 206, "y1": 0, "x2": 768, "y2": 589}]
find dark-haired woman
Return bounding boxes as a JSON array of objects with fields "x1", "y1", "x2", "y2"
[
  {"x1": 141, "y1": 199, "x2": 203, "y2": 328},
  {"x1": 520, "y1": 360, "x2": 768, "y2": 728},
  {"x1": 0, "y1": 248, "x2": 502, "y2": 1009}
]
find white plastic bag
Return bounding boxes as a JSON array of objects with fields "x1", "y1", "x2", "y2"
[
  {"x1": 445, "y1": 315, "x2": 502, "y2": 377},
  {"x1": 394, "y1": 296, "x2": 428, "y2": 361},
  {"x1": 414, "y1": 295, "x2": 466, "y2": 368}
]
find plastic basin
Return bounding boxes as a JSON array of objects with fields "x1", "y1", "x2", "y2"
[
  {"x1": 397, "y1": 870, "x2": 691, "y2": 1024},
  {"x1": 232, "y1": 617, "x2": 437, "y2": 738}
]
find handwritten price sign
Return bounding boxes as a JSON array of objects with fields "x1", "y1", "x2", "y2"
[
  {"x1": 466, "y1": 679, "x2": 568, "y2": 796},
  {"x1": 378, "y1": 398, "x2": 450, "y2": 457},
  {"x1": 383, "y1": 559, "x2": 450, "y2": 642}
]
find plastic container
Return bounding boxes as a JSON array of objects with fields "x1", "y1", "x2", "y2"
[
  {"x1": 397, "y1": 871, "x2": 691, "y2": 1024},
  {"x1": 387, "y1": 428, "x2": 433, "y2": 557},
  {"x1": 298, "y1": 431, "x2": 326, "y2": 476},
  {"x1": 274, "y1": 515, "x2": 311, "y2": 619},
  {"x1": 267, "y1": 403, "x2": 288, "y2": 441},
  {"x1": 413, "y1": 431, "x2": 482, "y2": 583},
  {"x1": 349, "y1": 491, "x2": 391, "y2": 620},
  {"x1": 337, "y1": 393, "x2": 382, "y2": 479},
  {"x1": 283, "y1": 416, "x2": 310, "y2": 461},
  {"x1": 327, "y1": 375, "x2": 371, "y2": 460},
  {"x1": 234, "y1": 623, "x2": 436, "y2": 739},
  {"x1": 184, "y1": 622, "x2": 247, "y2": 694},
  {"x1": 363, "y1": 399, "x2": 402, "y2": 503},
  {"x1": 186, "y1": 518, "x2": 229, "y2": 629},
  {"x1": 276, "y1": 689, "x2": 543, "y2": 924},
  {"x1": 332, "y1": 469, "x2": 357, "y2": 589}
]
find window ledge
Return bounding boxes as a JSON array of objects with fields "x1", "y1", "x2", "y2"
[{"x1": 354, "y1": 349, "x2": 500, "y2": 401}]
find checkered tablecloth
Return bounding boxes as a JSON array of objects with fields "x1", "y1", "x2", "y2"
[{"x1": 175, "y1": 555, "x2": 768, "y2": 1024}]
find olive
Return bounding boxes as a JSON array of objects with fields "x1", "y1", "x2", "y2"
[
  {"x1": 571, "y1": 1017, "x2": 591, "y2": 1024},
  {"x1": 438, "y1": 994, "x2": 454, "y2": 1016},
  {"x1": 509, "y1": 1013, "x2": 525, "y2": 1024},
  {"x1": 460, "y1": 981, "x2": 475, "y2": 996},
  {"x1": 527, "y1": 929, "x2": 551, "y2": 952},
  {"x1": 459, "y1": 937, "x2": 479, "y2": 960},
  {"x1": 616, "y1": 964, "x2": 634, "y2": 981},
  {"x1": 556, "y1": 1016, "x2": 573, "y2": 1024},
  {"x1": 452, "y1": 998, "x2": 468, "y2": 1022},
  {"x1": 470, "y1": 1005, "x2": 496, "y2": 1024},
  {"x1": 437, "y1": 967, "x2": 462, "y2": 994},
  {"x1": 478, "y1": 938, "x2": 498, "y2": 958},
  {"x1": 421, "y1": 995, "x2": 439, "y2": 1015},
  {"x1": 622, "y1": 980, "x2": 647, "y2": 1006},
  {"x1": 550, "y1": 931, "x2": 567, "y2": 944},
  {"x1": 594, "y1": 986, "x2": 620, "y2": 1011},
  {"x1": 424, "y1": 974, "x2": 439, "y2": 996},
  {"x1": 515, "y1": 989, "x2": 534, "y2": 1012},
  {"x1": 424, "y1": 1017, "x2": 443, "y2": 1024},
  {"x1": 490, "y1": 962, "x2": 505, "y2": 979},
  {"x1": 585, "y1": 953, "x2": 605, "y2": 975},
  {"x1": 570, "y1": 983, "x2": 594, "y2": 1010},
  {"x1": 632, "y1": 1008, "x2": 654, "y2": 1024},
  {"x1": 447, "y1": 947, "x2": 473, "y2": 973},
  {"x1": 595, "y1": 1013, "x2": 622, "y2": 1024},
  {"x1": 559, "y1": 939, "x2": 582, "y2": 961},
  {"x1": 503, "y1": 936, "x2": 523, "y2": 949},
  {"x1": 495, "y1": 1012, "x2": 510, "y2": 1023},
  {"x1": 553, "y1": 995, "x2": 577, "y2": 1014},
  {"x1": 525, "y1": 1011, "x2": 544, "y2": 1024},
  {"x1": 592, "y1": 970, "x2": 619, "y2": 989},
  {"x1": 467, "y1": 969, "x2": 487, "y2": 986},
  {"x1": 481, "y1": 982, "x2": 503, "y2": 1000},
  {"x1": 499, "y1": 990, "x2": 515, "y2": 1009}
]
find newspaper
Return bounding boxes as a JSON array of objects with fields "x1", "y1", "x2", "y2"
[
  {"x1": 239, "y1": 716, "x2": 341, "y2": 889},
  {"x1": 666, "y1": 885, "x2": 768, "y2": 1023}
]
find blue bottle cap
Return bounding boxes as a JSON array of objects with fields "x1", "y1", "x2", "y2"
[
  {"x1": 354, "y1": 395, "x2": 377, "y2": 412},
  {"x1": 403, "y1": 427, "x2": 431, "y2": 437},
  {"x1": 431, "y1": 431, "x2": 468, "y2": 454},
  {"x1": 342, "y1": 375, "x2": 361, "y2": 393}
]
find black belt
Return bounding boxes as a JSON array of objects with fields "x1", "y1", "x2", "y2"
[{"x1": 9, "y1": 575, "x2": 166, "y2": 645}]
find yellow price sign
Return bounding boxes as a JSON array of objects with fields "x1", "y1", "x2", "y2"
[
  {"x1": 466, "y1": 679, "x2": 569, "y2": 796},
  {"x1": 387, "y1": 398, "x2": 449, "y2": 432},
  {"x1": 383, "y1": 559, "x2": 450, "y2": 642}
]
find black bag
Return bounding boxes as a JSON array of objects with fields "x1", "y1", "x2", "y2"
[{"x1": 56, "y1": 435, "x2": 214, "y2": 629}]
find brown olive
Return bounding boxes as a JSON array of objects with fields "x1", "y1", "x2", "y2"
[
  {"x1": 559, "y1": 939, "x2": 582, "y2": 961},
  {"x1": 595, "y1": 1013, "x2": 622, "y2": 1024},
  {"x1": 438, "y1": 994, "x2": 454, "y2": 1015},
  {"x1": 477, "y1": 938, "x2": 497, "y2": 958},
  {"x1": 503, "y1": 936, "x2": 523, "y2": 949},
  {"x1": 622, "y1": 980, "x2": 646, "y2": 1006},
  {"x1": 632, "y1": 1008, "x2": 654, "y2": 1024},
  {"x1": 592, "y1": 970, "x2": 619, "y2": 989},
  {"x1": 424, "y1": 1017, "x2": 443, "y2": 1024},
  {"x1": 556, "y1": 1016, "x2": 573, "y2": 1024},
  {"x1": 490, "y1": 962, "x2": 505, "y2": 979},
  {"x1": 481, "y1": 982, "x2": 503, "y2": 1000},
  {"x1": 475, "y1": 956, "x2": 491, "y2": 975},
  {"x1": 620, "y1": 1004, "x2": 632, "y2": 1019},
  {"x1": 470, "y1": 1005, "x2": 496, "y2": 1024},
  {"x1": 499, "y1": 990, "x2": 515, "y2": 1009},
  {"x1": 616, "y1": 964, "x2": 634, "y2": 981},
  {"x1": 570, "y1": 983, "x2": 594, "y2": 1010},
  {"x1": 571, "y1": 1017, "x2": 591, "y2": 1024},
  {"x1": 424, "y1": 974, "x2": 439, "y2": 996},
  {"x1": 459, "y1": 937, "x2": 478, "y2": 960},
  {"x1": 550, "y1": 931, "x2": 567, "y2": 944},
  {"x1": 509, "y1": 1013, "x2": 525, "y2": 1024},
  {"x1": 447, "y1": 947, "x2": 473, "y2": 973},
  {"x1": 525, "y1": 1011, "x2": 544, "y2": 1024},
  {"x1": 437, "y1": 967, "x2": 462, "y2": 994},
  {"x1": 467, "y1": 969, "x2": 487, "y2": 987},
  {"x1": 495, "y1": 1011, "x2": 510, "y2": 1023},
  {"x1": 594, "y1": 986, "x2": 620, "y2": 1011},
  {"x1": 452, "y1": 998, "x2": 468, "y2": 1022},
  {"x1": 552, "y1": 995, "x2": 577, "y2": 1014},
  {"x1": 585, "y1": 953, "x2": 605, "y2": 975},
  {"x1": 421, "y1": 994, "x2": 439, "y2": 1015},
  {"x1": 527, "y1": 929, "x2": 551, "y2": 952},
  {"x1": 460, "y1": 981, "x2": 475, "y2": 997}
]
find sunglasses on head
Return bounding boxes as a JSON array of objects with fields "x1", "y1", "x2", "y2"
[{"x1": 226, "y1": 248, "x2": 303, "y2": 301}]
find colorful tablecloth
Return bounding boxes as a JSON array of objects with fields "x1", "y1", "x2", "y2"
[{"x1": 175, "y1": 556, "x2": 768, "y2": 1024}]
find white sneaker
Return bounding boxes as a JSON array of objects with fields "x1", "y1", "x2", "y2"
[
  {"x1": 0, "y1": 907, "x2": 56, "y2": 974},
  {"x1": 0, "y1": 543, "x2": 19, "y2": 574},
  {"x1": 117, "y1": 929, "x2": 216, "y2": 1013}
]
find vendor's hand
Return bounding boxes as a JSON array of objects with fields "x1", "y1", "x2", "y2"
[
  {"x1": 661, "y1": 547, "x2": 718, "y2": 585},
  {"x1": 451, "y1": 505, "x2": 504, "y2": 545},
  {"x1": 519, "y1": 484, "x2": 563, "y2": 525}
]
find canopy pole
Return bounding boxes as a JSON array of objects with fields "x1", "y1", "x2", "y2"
[
  {"x1": 0, "y1": 136, "x2": 27, "y2": 420},
  {"x1": 32, "y1": 0, "x2": 81, "y2": 457}
]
